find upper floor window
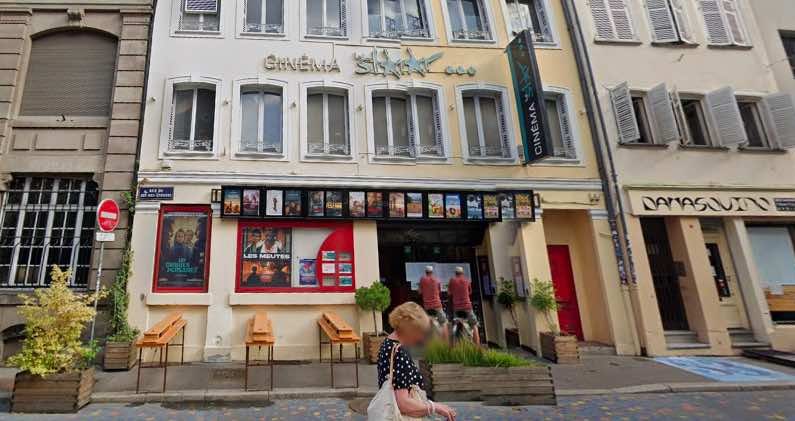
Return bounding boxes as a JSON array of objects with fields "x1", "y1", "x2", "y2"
[
  {"x1": 781, "y1": 32, "x2": 795, "y2": 77},
  {"x1": 169, "y1": 84, "x2": 216, "y2": 152},
  {"x1": 21, "y1": 31, "x2": 117, "y2": 117},
  {"x1": 178, "y1": 0, "x2": 221, "y2": 32},
  {"x1": 589, "y1": 0, "x2": 635, "y2": 42},
  {"x1": 610, "y1": 82, "x2": 679, "y2": 145},
  {"x1": 371, "y1": 89, "x2": 444, "y2": 159},
  {"x1": 307, "y1": 0, "x2": 347, "y2": 37},
  {"x1": 504, "y1": 0, "x2": 553, "y2": 43},
  {"x1": 245, "y1": 0, "x2": 284, "y2": 34},
  {"x1": 545, "y1": 93, "x2": 576, "y2": 160},
  {"x1": 307, "y1": 88, "x2": 350, "y2": 156},
  {"x1": 461, "y1": 90, "x2": 512, "y2": 160},
  {"x1": 699, "y1": 0, "x2": 750, "y2": 47},
  {"x1": 737, "y1": 100, "x2": 769, "y2": 148},
  {"x1": 645, "y1": 0, "x2": 695, "y2": 44},
  {"x1": 367, "y1": 0, "x2": 431, "y2": 39},
  {"x1": 446, "y1": 0, "x2": 492, "y2": 41},
  {"x1": 241, "y1": 86, "x2": 283, "y2": 154}
]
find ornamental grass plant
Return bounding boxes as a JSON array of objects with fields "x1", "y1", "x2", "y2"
[{"x1": 424, "y1": 340, "x2": 536, "y2": 368}]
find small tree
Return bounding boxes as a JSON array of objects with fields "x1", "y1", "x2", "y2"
[
  {"x1": 530, "y1": 279, "x2": 559, "y2": 335},
  {"x1": 496, "y1": 278, "x2": 519, "y2": 329},
  {"x1": 355, "y1": 282, "x2": 391, "y2": 335},
  {"x1": 9, "y1": 266, "x2": 107, "y2": 376},
  {"x1": 107, "y1": 248, "x2": 139, "y2": 342}
]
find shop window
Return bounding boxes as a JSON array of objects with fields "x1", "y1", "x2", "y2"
[
  {"x1": 306, "y1": 88, "x2": 350, "y2": 157},
  {"x1": 20, "y1": 30, "x2": 117, "y2": 117},
  {"x1": 0, "y1": 176, "x2": 98, "y2": 288},
  {"x1": 168, "y1": 84, "x2": 216, "y2": 153},
  {"x1": 153, "y1": 205, "x2": 212, "y2": 293},
  {"x1": 244, "y1": 0, "x2": 284, "y2": 34},
  {"x1": 306, "y1": 0, "x2": 347, "y2": 37},
  {"x1": 367, "y1": 0, "x2": 430, "y2": 39},
  {"x1": 747, "y1": 226, "x2": 795, "y2": 323},
  {"x1": 371, "y1": 89, "x2": 444, "y2": 159},
  {"x1": 445, "y1": 0, "x2": 493, "y2": 41},
  {"x1": 782, "y1": 32, "x2": 795, "y2": 78},
  {"x1": 240, "y1": 86, "x2": 284, "y2": 154},
  {"x1": 460, "y1": 89, "x2": 513, "y2": 160},
  {"x1": 236, "y1": 221, "x2": 354, "y2": 292},
  {"x1": 178, "y1": 0, "x2": 221, "y2": 32},
  {"x1": 503, "y1": 0, "x2": 553, "y2": 43},
  {"x1": 737, "y1": 100, "x2": 769, "y2": 148},
  {"x1": 699, "y1": 0, "x2": 750, "y2": 47},
  {"x1": 588, "y1": 0, "x2": 636, "y2": 42},
  {"x1": 544, "y1": 92, "x2": 577, "y2": 160}
]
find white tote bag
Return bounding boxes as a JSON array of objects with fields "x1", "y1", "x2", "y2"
[{"x1": 367, "y1": 344, "x2": 429, "y2": 421}]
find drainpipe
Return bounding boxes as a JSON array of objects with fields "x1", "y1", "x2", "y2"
[{"x1": 560, "y1": 0, "x2": 641, "y2": 355}]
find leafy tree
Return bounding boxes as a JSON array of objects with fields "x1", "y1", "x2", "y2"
[
  {"x1": 496, "y1": 278, "x2": 519, "y2": 329},
  {"x1": 355, "y1": 282, "x2": 391, "y2": 334},
  {"x1": 530, "y1": 279, "x2": 559, "y2": 335}
]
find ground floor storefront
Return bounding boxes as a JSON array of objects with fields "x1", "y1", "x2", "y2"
[
  {"x1": 128, "y1": 178, "x2": 632, "y2": 362},
  {"x1": 624, "y1": 187, "x2": 795, "y2": 356}
]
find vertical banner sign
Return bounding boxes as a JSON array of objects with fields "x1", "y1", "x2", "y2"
[{"x1": 507, "y1": 30, "x2": 553, "y2": 164}]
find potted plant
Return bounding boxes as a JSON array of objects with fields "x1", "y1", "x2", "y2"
[
  {"x1": 530, "y1": 279, "x2": 579, "y2": 364},
  {"x1": 9, "y1": 265, "x2": 107, "y2": 413},
  {"x1": 103, "y1": 249, "x2": 139, "y2": 370},
  {"x1": 355, "y1": 282, "x2": 391, "y2": 363},
  {"x1": 496, "y1": 278, "x2": 521, "y2": 348}
]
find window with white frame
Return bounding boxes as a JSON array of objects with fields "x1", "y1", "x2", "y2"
[
  {"x1": 737, "y1": 100, "x2": 769, "y2": 148},
  {"x1": 371, "y1": 89, "x2": 444, "y2": 158},
  {"x1": 504, "y1": 0, "x2": 553, "y2": 43},
  {"x1": 461, "y1": 90, "x2": 512, "y2": 159},
  {"x1": 169, "y1": 84, "x2": 216, "y2": 152},
  {"x1": 645, "y1": 0, "x2": 695, "y2": 44},
  {"x1": 699, "y1": 0, "x2": 750, "y2": 46},
  {"x1": 589, "y1": 0, "x2": 635, "y2": 42},
  {"x1": 610, "y1": 82, "x2": 680, "y2": 145},
  {"x1": 307, "y1": 89, "x2": 350, "y2": 156},
  {"x1": 306, "y1": 0, "x2": 347, "y2": 37},
  {"x1": 240, "y1": 86, "x2": 283, "y2": 154},
  {"x1": 446, "y1": 0, "x2": 492, "y2": 41},
  {"x1": 0, "y1": 176, "x2": 98, "y2": 288},
  {"x1": 544, "y1": 93, "x2": 576, "y2": 159},
  {"x1": 244, "y1": 0, "x2": 284, "y2": 34},
  {"x1": 367, "y1": 0, "x2": 430, "y2": 39},
  {"x1": 781, "y1": 32, "x2": 795, "y2": 78},
  {"x1": 178, "y1": 0, "x2": 221, "y2": 32}
]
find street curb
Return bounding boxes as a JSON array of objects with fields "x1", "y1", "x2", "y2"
[
  {"x1": 92, "y1": 388, "x2": 378, "y2": 404},
  {"x1": 557, "y1": 381, "x2": 795, "y2": 396}
]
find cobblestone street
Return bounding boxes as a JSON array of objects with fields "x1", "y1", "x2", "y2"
[{"x1": 1, "y1": 390, "x2": 794, "y2": 420}]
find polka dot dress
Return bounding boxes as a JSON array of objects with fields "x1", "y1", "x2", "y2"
[{"x1": 377, "y1": 338, "x2": 423, "y2": 390}]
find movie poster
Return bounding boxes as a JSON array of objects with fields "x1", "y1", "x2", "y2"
[
  {"x1": 308, "y1": 191, "x2": 325, "y2": 217},
  {"x1": 500, "y1": 193, "x2": 516, "y2": 219},
  {"x1": 240, "y1": 227, "x2": 292, "y2": 289},
  {"x1": 466, "y1": 194, "x2": 483, "y2": 220},
  {"x1": 515, "y1": 192, "x2": 533, "y2": 219},
  {"x1": 389, "y1": 192, "x2": 405, "y2": 218},
  {"x1": 299, "y1": 258, "x2": 317, "y2": 287},
  {"x1": 326, "y1": 191, "x2": 343, "y2": 217},
  {"x1": 483, "y1": 194, "x2": 500, "y2": 219},
  {"x1": 406, "y1": 193, "x2": 423, "y2": 218},
  {"x1": 284, "y1": 190, "x2": 302, "y2": 216},
  {"x1": 242, "y1": 189, "x2": 260, "y2": 216},
  {"x1": 366, "y1": 192, "x2": 384, "y2": 217},
  {"x1": 428, "y1": 193, "x2": 444, "y2": 218},
  {"x1": 266, "y1": 190, "x2": 283, "y2": 216},
  {"x1": 223, "y1": 189, "x2": 242, "y2": 216},
  {"x1": 445, "y1": 194, "x2": 462, "y2": 219},
  {"x1": 349, "y1": 192, "x2": 366, "y2": 217},
  {"x1": 156, "y1": 209, "x2": 210, "y2": 290}
]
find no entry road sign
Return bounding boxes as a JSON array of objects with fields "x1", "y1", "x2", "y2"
[{"x1": 97, "y1": 199, "x2": 120, "y2": 232}]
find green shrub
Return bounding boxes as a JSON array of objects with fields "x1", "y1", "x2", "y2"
[
  {"x1": 424, "y1": 340, "x2": 536, "y2": 368},
  {"x1": 530, "y1": 279, "x2": 559, "y2": 334},
  {"x1": 107, "y1": 248, "x2": 139, "y2": 343},
  {"x1": 355, "y1": 282, "x2": 391, "y2": 334}
]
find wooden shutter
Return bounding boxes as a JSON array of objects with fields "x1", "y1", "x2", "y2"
[
  {"x1": 699, "y1": 0, "x2": 730, "y2": 45},
  {"x1": 432, "y1": 95, "x2": 444, "y2": 156},
  {"x1": 763, "y1": 93, "x2": 795, "y2": 149},
  {"x1": 670, "y1": 88, "x2": 690, "y2": 144},
  {"x1": 495, "y1": 97, "x2": 512, "y2": 158},
  {"x1": 534, "y1": 0, "x2": 552, "y2": 41},
  {"x1": 670, "y1": 0, "x2": 695, "y2": 43},
  {"x1": 721, "y1": 0, "x2": 749, "y2": 46},
  {"x1": 647, "y1": 83, "x2": 679, "y2": 143},
  {"x1": 556, "y1": 97, "x2": 576, "y2": 159},
  {"x1": 609, "y1": 0, "x2": 635, "y2": 40},
  {"x1": 646, "y1": 0, "x2": 678, "y2": 43},
  {"x1": 590, "y1": 0, "x2": 617, "y2": 40},
  {"x1": 705, "y1": 86, "x2": 747, "y2": 146},
  {"x1": 609, "y1": 82, "x2": 640, "y2": 143},
  {"x1": 407, "y1": 96, "x2": 417, "y2": 157}
]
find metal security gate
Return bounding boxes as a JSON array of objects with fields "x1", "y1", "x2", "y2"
[{"x1": 641, "y1": 218, "x2": 689, "y2": 331}]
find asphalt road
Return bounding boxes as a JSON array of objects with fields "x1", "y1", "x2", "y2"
[{"x1": 0, "y1": 391, "x2": 793, "y2": 420}]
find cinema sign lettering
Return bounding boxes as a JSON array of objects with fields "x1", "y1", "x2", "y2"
[{"x1": 627, "y1": 189, "x2": 795, "y2": 217}]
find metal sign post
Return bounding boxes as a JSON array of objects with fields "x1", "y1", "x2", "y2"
[{"x1": 89, "y1": 199, "x2": 121, "y2": 342}]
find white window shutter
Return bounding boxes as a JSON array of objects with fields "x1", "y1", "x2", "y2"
[
  {"x1": 407, "y1": 97, "x2": 417, "y2": 156},
  {"x1": 534, "y1": 0, "x2": 552, "y2": 41},
  {"x1": 705, "y1": 86, "x2": 747, "y2": 146},
  {"x1": 609, "y1": 82, "x2": 640, "y2": 143},
  {"x1": 647, "y1": 83, "x2": 679, "y2": 143},
  {"x1": 670, "y1": 0, "x2": 695, "y2": 43},
  {"x1": 495, "y1": 97, "x2": 512, "y2": 158},
  {"x1": 590, "y1": 0, "x2": 617, "y2": 40},
  {"x1": 185, "y1": 0, "x2": 218, "y2": 13},
  {"x1": 646, "y1": 0, "x2": 678, "y2": 43},
  {"x1": 432, "y1": 95, "x2": 444, "y2": 156},
  {"x1": 721, "y1": 0, "x2": 749, "y2": 46},
  {"x1": 556, "y1": 97, "x2": 576, "y2": 159},
  {"x1": 339, "y1": 0, "x2": 347, "y2": 35},
  {"x1": 608, "y1": 0, "x2": 635, "y2": 40},
  {"x1": 763, "y1": 93, "x2": 795, "y2": 149},
  {"x1": 699, "y1": 0, "x2": 730, "y2": 45}
]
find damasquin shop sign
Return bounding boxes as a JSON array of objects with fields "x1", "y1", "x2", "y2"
[
  {"x1": 264, "y1": 54, "x2": 341, "y2": 72},
  {"x1": 217, "y1": 186, "x2": 535, "y2": 222},
  {"x1": 627, "y1": 189, "x2": 795, "y2": 217}
]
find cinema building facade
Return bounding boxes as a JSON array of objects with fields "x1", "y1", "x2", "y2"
[{"x1": 127, "y1": 0, "x2": 636, "y2": 362}]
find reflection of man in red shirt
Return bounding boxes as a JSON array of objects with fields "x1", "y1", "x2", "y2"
[
  {"x1": 448, "y1": 267, "x2": 480, "y2": 346},
  {"x1": 419, "y1": 266, "x2": 448, "y2": 340}
]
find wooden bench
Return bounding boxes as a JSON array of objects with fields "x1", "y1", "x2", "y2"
[
  {"x1": 318, "y1": 312, "x2": 361, "y2": 388},
  {"x1": 135, "y1": 312, "x2": 186, "y2": 393},
  {"x1": 244, "y1": 311, "x2": 276, "y2": 391}
]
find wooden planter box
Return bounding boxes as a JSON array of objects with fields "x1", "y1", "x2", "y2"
[
  {"x1": 540, "y1": 332, "x2": 580, "y2": 364},
  {"x1": 12, "y1": 368, "x2": 94, "y2": 413},
  {"x1": 103, "y1": 341, "x2": 137, "y2": 371},
  {"x1": 419, "y1": 361, "x2": 556, "y2": 406},
  {"x1": 363, "y1": 332, "x2": 387, "y2": 364}
]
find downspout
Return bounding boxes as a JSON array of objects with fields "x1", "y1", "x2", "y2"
[{"x1": 560, "y1": 0, "x2": 641, "y2": 355}]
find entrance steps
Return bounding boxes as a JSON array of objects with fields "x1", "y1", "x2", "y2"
[
  {"x1": 664, "y1": 330, "x2": 709, "y2": 350},
  {"x1": 729, "y1": 329, "x2": 769, "y2": 349},
  {"x1": 578, "y1": 341, "x2": 616, "y2": 356}
]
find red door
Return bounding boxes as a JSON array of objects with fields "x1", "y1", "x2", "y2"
[{"x1": 547, "y1": 245, "x2": 584, "y2": 340}]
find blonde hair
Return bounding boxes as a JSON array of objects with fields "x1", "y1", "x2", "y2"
[{"x1": 388, "y1": 302, "x2": 430, "y2": 333}]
